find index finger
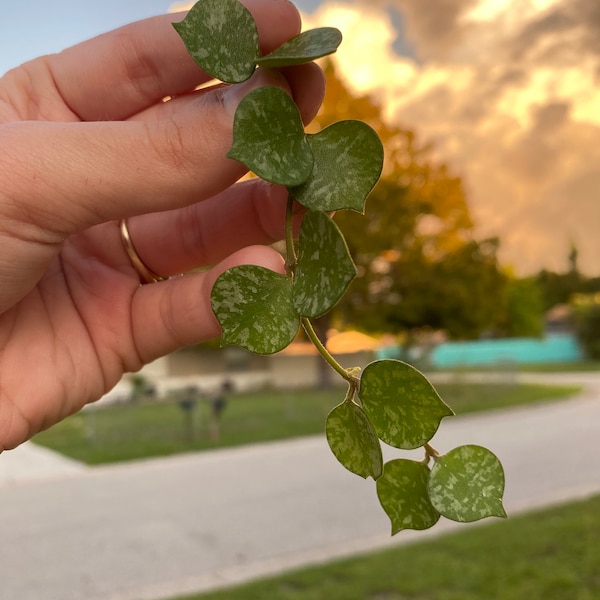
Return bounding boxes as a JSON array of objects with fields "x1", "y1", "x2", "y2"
[{"x1": 46, "y1": 0, "x2": 302, "y2": 121}]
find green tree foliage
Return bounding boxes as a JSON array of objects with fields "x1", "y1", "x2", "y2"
[
  {"x1": 495, "y1": 275, "x2": 545, "y2": 338},
  {"x1": 574, "y1": 299, "x2": 600, "y2": 359},
  {"x1": 534, "y1": 243, "x2": 600, "y2": 311},
  {"x1": 536, "y1": 268, "x2": 584, "y2": 311},
  {"x1": 312, "y1": 63, "x2": 507, "y2": 339}
]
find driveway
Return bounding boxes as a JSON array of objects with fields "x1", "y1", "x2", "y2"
[{"x1": 0, "y1": 372, "x2": 598, "y2": 600}]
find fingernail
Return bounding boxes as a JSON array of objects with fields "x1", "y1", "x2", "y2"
[{"x1": 222, "y1": 69, "x2": 290, "y2": 117}]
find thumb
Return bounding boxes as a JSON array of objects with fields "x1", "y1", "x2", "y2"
[{"x1": 131, "y1": 245, "x2": 287, "y2": 364}]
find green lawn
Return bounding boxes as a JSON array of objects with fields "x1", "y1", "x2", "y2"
[
  {"x1": 437, "y1": 360, "x2": 600, "y2": 373},
  {"x1": 173, "y1": 494, "x2": 600, "y2": 600},
  {"x1": 33, "y1": 381, "x2": 581, "y2": 464}
]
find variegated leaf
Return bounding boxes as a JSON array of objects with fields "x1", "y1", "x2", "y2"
[
  {"x1": 326, "y1": 400, "x2": 383, "y2": 480},
  {"x1": 290, "y1": 120, "x2": 384, "y2": 212},
  {"x1": 428, "y1": 445, "x2": 507, "y2": 523},
  {"x1": 172, "y1": 0, "x2": 259, "y2": 83},
  {"x1": 360, "y1": 360, "x2": 454, "y2": 449},
  {"x1": 293, "y1": 211, "x2": 357, "y2": 318},
  {"x1": 257, "y1": 27, "x2": 342, "y2": 68},
  {"x1": 210, "y1": 265, "x2": 300, "y2": 355},
  {"x1": 377, "y1": 459, "x2": 440, "y2": 534},
  {"x1": 227, "y1": 86, "x2": 313, "y2": 186}
]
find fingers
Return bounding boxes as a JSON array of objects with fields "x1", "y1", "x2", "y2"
[
  {"x1": 0, "y1": 66, "x2": 312, "y2": 233},
  {"x1": 46, "y1": 0, "x2": 302, "y2": 121},
  {"x1": 124, "y1": 179, "x2": 287, "y2": 275},
  {"x1": 123, "y1": 177, "x2": 308, "y2": 276},
  {"x1": 131, "y1": 245, "x2": 286, "y2": 362}
]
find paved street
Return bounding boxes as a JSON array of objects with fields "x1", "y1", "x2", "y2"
[{"x1": 0, "y1": 373, "x2": 598, "y2": 600}]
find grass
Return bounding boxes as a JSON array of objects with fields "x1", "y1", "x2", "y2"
[
  {"x1": 517, "y1": 361, "x2": 600, "y2": 372},
  {"x1": 435, "y1": 360, "x2": 600, "y2": 373},
  {"x1": 33, "y1": 381, "x2": 581, "y2": 465},
  {"x1": 172, "y1": 494, "x2": 600, "y2": 600}
]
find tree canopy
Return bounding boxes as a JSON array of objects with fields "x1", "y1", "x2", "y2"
[{"x1": 313, "y1": 62, "x2": 509, "y2": 340}]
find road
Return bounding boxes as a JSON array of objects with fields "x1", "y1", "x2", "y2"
[{"x1": 0, "y1": 372, "x2": 598, "y2": 600}]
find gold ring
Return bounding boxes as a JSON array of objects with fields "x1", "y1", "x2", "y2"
[{"x1": 119, "y1": 219, "x2": 167, "y2": 284}]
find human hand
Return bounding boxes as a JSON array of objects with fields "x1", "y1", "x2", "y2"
[{"x1": 0, "y1": 0, "x2": 325, "y2": 451}]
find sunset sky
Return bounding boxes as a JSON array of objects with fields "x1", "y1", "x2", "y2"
[{"x1": 1, "y1": 1, "x2": 597, "y2": 275}]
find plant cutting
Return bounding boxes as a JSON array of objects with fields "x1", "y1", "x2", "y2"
[{"x1": 174, "y1": 0, "x2": 506, "y2": 534}]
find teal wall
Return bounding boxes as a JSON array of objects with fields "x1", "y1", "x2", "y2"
[{"x1": 428, "y1": 334, "x2": 584, "y2": 368}]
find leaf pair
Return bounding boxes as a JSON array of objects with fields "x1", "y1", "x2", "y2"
[
  {"x1": 326, "y1": 360, "x2": 506, "y2": 534},
  {"x1": 211, "y1": 211, "x2": 356, "y2": 354},
  {"x1": 326, "y1": 360, "x2": 452, "y2": 481},
  {"x1": 228, "y1": 86, "x2": 384, "y2": 208},
  {"x1": 173, "y1": 0, "x2": 342, "y2": 83},
  {"x1": 377, "y1": 446, "x2": 507, "y2": 535}
]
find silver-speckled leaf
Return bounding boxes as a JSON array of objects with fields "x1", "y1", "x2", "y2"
[
  {"x1": 377, "y1": 459, "x2": 440, "y2": 534},
  {"x1": 257, "y1": 27, "x2": 342, "y2": 68},
  {"x1": 172, "y1": 0, "x2": 259, "y2": 83},
  {"x1": 359, "y1": 360, "x2": 454, "y2": 450},
  {"x1": 227, "y1": 86, "x2": 313, "y2": 186},
  {"x1": 428, "y1": 445, "x2": 507, "y2": 523},
  {"x1": 326, "y1": 400, "x2": 383, "y2": 480},
  {"x1": 290, "y1": 120, "x2": 384, "y2": 212},
  {"x1": 293, "y1": 211, "x2": 356, "y2": 318},
  {"x1": 210, "y1": 265, "x2": 300, "y2": 355}
]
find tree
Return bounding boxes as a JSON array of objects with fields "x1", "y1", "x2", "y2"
[
  {"x1": 313, "y1": 62, "x2": 507, "y2": 339},
  {"x1": 536, "y1": 244, "x2": 586, "y2": 311},
  {"x1": 574, "y1": 299, "x2": 600, "y2": 359},
  {"x1": 496, "y1": 275, "x2": 544, "y2": 338}
]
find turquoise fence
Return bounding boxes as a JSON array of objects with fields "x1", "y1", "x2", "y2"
[{"x1": 428, "y1": 334, "x2": 584, "y2": 368}]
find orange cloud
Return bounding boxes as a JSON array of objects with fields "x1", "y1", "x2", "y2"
[
  {"x1": 168, "y1": 2, "x2": 194, "y2": 12},
  {"x1": 305, "y1": 0, "x2": 600, "y2": 275}
]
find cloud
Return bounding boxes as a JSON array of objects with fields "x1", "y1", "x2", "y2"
[
  {"x1": 168, "y1": 2, "x2": 194, "y2": 13},
  {"x1": 304, "y1": 0, "x2": 600, "y2": 275}
]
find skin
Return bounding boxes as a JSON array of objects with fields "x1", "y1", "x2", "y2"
[{"x1": 0, "y1": 0, "x2": 325, "y2": 451}]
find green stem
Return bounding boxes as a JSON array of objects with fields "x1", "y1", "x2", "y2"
[
  {"x1": 302, "y1": 317, "x2": 358, "y2": 385},
  {"x1": 285, "y1": 195, "x2": 297, "y2": 275}
]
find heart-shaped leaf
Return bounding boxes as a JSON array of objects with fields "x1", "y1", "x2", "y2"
[
  {"x1": 293, "y1": 211, "x2": 357, "y2": 318},
  {"x1": 377, "y1": 459, "x2": 440, "y2": 534},
  {"x1": 326, "y1": 400, "x2": 383, "y2": 480},
  {"x1": 173, "y1": 0, "x2": 259, "y2": 83},
  {"x1": 211, "y1": 265, "x2": 300, "y2": 355},
  {"x1": 359, "y1": 360, "x2": 454, "y2": 450},
  {"x1": 428, "y1": 445, "x2": 507, "y2": 523},
  {"x1": 290, "y1": 120, "x2": 384, "y2": 212},
  {"x1": 257, "y1": 27, "x2": 342, "y2": 68},
  {"x1": 227, "y1": 86, "x2": 313, "y2": 186}
]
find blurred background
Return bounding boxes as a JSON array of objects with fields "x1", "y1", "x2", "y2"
[{"x1": 1, "y1": 2, "x2": 599, "y2": 600}]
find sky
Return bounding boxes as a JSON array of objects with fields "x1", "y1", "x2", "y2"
[{"x1": 0, "y1": 0, "x2": 597, "y2": 275}]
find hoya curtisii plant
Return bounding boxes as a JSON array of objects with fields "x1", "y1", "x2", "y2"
[{"x1": 174, "y1": 0, "x2": 507, "y2": 534}]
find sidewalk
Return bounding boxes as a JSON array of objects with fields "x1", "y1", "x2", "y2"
[
  {"x1": 0, "y1": 441, "x2": 88, "y2": 488},
  {"x1": 0, "y1": 372, "x2": 598, "y2": 600}
]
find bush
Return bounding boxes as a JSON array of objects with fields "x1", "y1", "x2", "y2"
[{"x1": 575, "y1": 301, "x2": 600, "y2": 359}]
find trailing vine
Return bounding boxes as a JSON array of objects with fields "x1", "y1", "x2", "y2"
[{"x1": 174, "y1": 0, "x2": 506, "y2": 534}]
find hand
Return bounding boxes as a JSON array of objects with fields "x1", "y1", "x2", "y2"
[{"x1": 0, "y1": 0, "x2": 325, "y2": 451}]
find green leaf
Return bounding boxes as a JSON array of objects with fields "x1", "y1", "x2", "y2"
[
  {"x1": 210, "y1": 265, "x2": 300, "y2": 355},
  {"x1": 359, "y1": 360, "x2": 454, "y2": 450},
  {"x1": 256, "y1": 27, "x2": 342, "y2": 68},
  {"x1": 172, "y1": 0, "x2": 259, "y2": 83},
  {"x1": 290, "y1": 120, "x2": 384, "y2": 212},
  {"x1": 376, "y1": 459, "x2": 440, "y2": 534},
  {"x1": 428, "y1": 445, "x2": 507, "y2": 523},
  {"x1": 227, "y1": 86, "x2": 313, "y2": 186},
  {"x1": 293, "y1": 211, "x2": 357, "y2": 318},
  {"x1": 326, "y1": 400, "x2": 383, "y2": 480}
]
